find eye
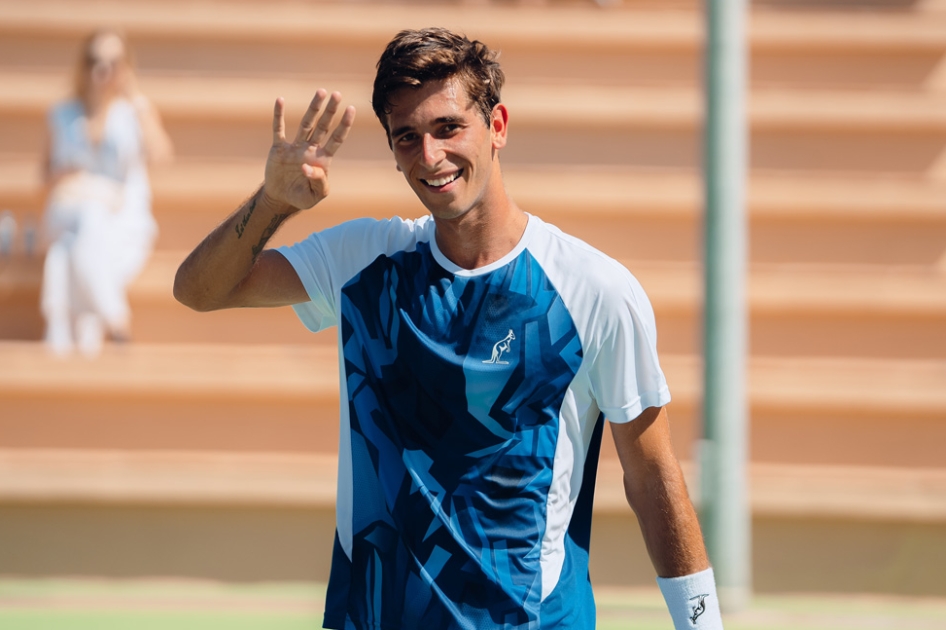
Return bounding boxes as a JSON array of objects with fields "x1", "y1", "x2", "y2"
[{"x1": 394, "y1": 132, "x2": 418, "y2": 147}]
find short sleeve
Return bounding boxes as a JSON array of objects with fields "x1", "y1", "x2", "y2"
[
  {"x1": 276, "y1": 235, "x2": 338, "y2": 333},
  {"x1": 588, "y1": 269, "x2": 671, "y2": 424},
  {"x1": 276, "y1": 216, "x2": 425, "y2": 333}
]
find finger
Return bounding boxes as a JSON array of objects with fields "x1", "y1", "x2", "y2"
[
  {"x1": 272, "y1": 97, "x2": 286, "y2": 144},
  {"x1": 322, "y1": 105, "x2": 357, "y2": 157},
  {"x1": 294, "y1": 89, "x2": 328, "y2": 144},
  {"x1": 309, "y1": 91, "x2": 343, "y2": 145}
]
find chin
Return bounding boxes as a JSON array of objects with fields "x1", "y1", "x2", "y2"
[{"x1": 425, "y1": 204, "x2": 470, "y2": 222}]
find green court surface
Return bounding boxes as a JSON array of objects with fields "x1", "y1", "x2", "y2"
[{"x1": 2, "y1": 579, "x2": 946, "y2": 629}]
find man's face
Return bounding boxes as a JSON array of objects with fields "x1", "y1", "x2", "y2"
[{"x1": 386, "y1": 77, "x2": 507, "y2": 222}]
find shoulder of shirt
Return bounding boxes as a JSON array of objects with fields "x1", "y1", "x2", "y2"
[
  {"x1": 526, "y1": 215, "x2": 656, "y2": 325},
  {"x1": 51, "y1": 98, "x2": 80, "y2": 111},
  {"x1": 49, "y1": 98, "x2": 137, "y2": 123},
  {"x1": 49, "y1": 99, "x2": 81, "y2": 119},
  {"x1": 294, "y1": 214, "x2": 434, "y2": 255},
  {"x1": 326, "y1": 214, "x2": 432, "y2": 238},
  {"x1": 529, "y1": 215, "x2": 640, "y2": 289}
]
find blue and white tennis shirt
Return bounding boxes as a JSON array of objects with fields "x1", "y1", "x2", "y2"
[{"x1": 278, "y1": 214, "x2": 670, "y2": 630}]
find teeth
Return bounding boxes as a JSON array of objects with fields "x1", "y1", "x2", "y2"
[{"x1": 424, "y1": 171, "x2": 460, "y2": 187}]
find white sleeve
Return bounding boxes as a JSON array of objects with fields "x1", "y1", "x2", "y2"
[
  {"x1": 275, "y1": 217, "x2": 420, "y2": 333},
  {"x1": 589, "y1": 267, "x2": 671, "y2": 424}
]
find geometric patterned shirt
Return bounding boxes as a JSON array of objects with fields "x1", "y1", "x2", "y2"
[{"x1": 278, "y1": 213, "x2": 670, "y2": 629}]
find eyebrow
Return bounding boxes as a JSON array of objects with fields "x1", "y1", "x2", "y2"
[{"x1": 390, "y1": 115, "x2": 464, "y2": 139}]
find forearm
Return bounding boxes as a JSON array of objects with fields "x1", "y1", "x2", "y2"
[
  {"x1": 625, "y1": 458, "x2": 709, "y2": 578},
  {"x1": 612, "y1": 410, "x2": 722, "y2": 627},
  {"x1": 132, "y1": 96, "x2": 174, "y2": 164},
  {"x1": 173, "y1": 186, "x2": 295, "y2": 311},
  {"x1": 625, "y1": 460, "x2": 723, "y2": 628},
  {"x1": 175, "y1": 90, "x2": 353, "y2": 311}
]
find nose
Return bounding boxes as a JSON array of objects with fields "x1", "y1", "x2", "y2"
[{"x1": 421, "y1": 133, "x2": 444, "y2": 166}]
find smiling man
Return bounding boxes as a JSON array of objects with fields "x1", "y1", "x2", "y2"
[{"x1": 175, "y1": 27, "x2": 723, "y2": 630}]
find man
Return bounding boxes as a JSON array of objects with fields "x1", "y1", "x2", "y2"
[{"x1": 175, "y1": 27, "x2": 723, "y2": 630}]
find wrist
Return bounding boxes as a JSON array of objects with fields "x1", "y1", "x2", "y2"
[
  {"x1": 258, "y1": 186, "x2": 300, "y2": 215},
  {"x1": 656, "y1": 567, "x2": 724, "y2": 629}
]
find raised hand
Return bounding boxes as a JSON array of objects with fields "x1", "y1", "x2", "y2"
[{"x1": 263, "y1": 89, "x2": 356, "y2": 210}]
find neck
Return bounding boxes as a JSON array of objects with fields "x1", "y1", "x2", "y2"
[
  {"x1": 82, "y1": 88, "x2": 116, "y2": 117},
  {"x1": 434, "y1": 194, "x2": 528, "y2": 270}
]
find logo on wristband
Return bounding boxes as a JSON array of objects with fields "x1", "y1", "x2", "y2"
[{"x1": 689, "y1": 593, "x2": 709, "y2": 624}]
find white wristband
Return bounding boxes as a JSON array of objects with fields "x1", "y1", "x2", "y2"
[{"x1": 656, "y1": 567, "x2": 724, "y2": 629}]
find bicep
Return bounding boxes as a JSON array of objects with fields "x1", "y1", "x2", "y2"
[
  {"x1": 610, "y1": 406, "x2": 677, "y2": 476},
  {"x1": 228, "y1": 249, "x2": 309, "y2": 308}
]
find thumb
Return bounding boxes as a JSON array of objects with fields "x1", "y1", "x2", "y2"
[{"x1": 302, "y1": 162, "x2": 326, "y2": 178}]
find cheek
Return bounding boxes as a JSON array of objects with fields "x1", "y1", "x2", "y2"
[
  {"x1": 449, "y1": 137, "x2": 483, "y2": 164},
  {"x1": 391, "y1": 149, "x2": 411, "y2": 174}
]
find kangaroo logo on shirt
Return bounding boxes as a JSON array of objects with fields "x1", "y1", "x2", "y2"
[{"x1": 483, "y1": 329, "x2": 515, "y2": 364}]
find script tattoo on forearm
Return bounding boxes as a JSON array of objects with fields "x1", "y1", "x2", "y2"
[
  {"x1": 251, "y1": 213, "x2": 290, "y2": 259},
  {"x1": 234, "y1": 194, "x2": 258, "y2": 239}
]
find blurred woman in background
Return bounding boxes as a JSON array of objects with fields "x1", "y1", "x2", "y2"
[{"x1": 42, "y1": 28, "x2": 172, "y2": 356}]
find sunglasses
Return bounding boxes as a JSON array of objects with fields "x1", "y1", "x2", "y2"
[{"x1": 85, "y1": 55, "x2": 122, "y2": 67}]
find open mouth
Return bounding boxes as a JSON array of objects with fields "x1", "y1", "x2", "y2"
[{"x1": 421, "y1": 170, "x2": 462, "y2": 189}]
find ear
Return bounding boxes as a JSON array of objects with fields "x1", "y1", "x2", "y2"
[{"x1": 490, "y1": 103, "x2": 509, "y2": 150}]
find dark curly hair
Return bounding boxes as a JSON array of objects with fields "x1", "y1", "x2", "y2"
[{"x1": 372, "y1": 28, "x2": 505, "y2": 144}]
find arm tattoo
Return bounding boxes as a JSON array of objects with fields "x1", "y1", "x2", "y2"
[
  {"x1": 251, "y1": 213, "x2": 290, "y2": 259},
  {"x1": 234, "y1": 194, "x2": 258, "y2": 239}
]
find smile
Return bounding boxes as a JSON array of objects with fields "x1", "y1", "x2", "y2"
[{"x1": 422, "y1": 170, "x2": 462, "y2": 188}]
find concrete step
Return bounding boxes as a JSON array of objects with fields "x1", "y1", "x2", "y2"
[
  {"x1": 4, "y1": 71, "x2": 946, "y2": 174},
  {"x1": 8, "y1": 71, "x2": 946, "y2": 132},
  {"x1": 2, "y1": 0, "x2": 944, "y2": 92},
  {"x1": 2, "y1": 341, "x2": 944, "y2": 468},
  {"x1": 4, "y1": 450, "x2": 946, "y2": 597},
  {"x1": 0, "y1": 342, "x2": 341, "y2": 455},
  {"x1": 0, "y1": 449, "x2": 338, "y2": 508},
  {"x1": 3, "y1": 448, "x2": 944, "y2": 524},
  {"x1": 4, "y1": 159, "x2": 945, "y2": 266},
  {"x1": 5, "y1": 0, "x2": 943, "y2": 51},
  {"x1": 4, "y1": 250, "x2": 946, "y2": 359}
]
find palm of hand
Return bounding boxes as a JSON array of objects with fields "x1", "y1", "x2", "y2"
[
  {"x1": 263, "y1": 90, "x2": 356, "y2": 210},
  {"x1": 265, "y1": 141, "x2": 332, "y2": 210}
]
